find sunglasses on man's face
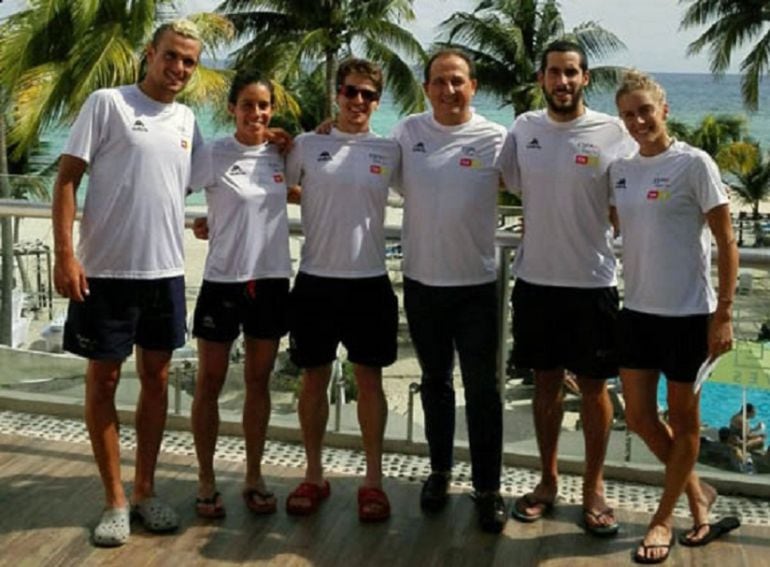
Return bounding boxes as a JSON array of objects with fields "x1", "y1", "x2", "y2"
[{"x1": 338, "y1": 84, "x2": 380, "y2": 102}]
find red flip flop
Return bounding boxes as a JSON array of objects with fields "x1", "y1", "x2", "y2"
[
  {"x1": 286, "y1": 480, "x2": 331, "y2": 516},
  {"x1": 358, "y1": 486, "x2": 391, "y2": 523}
]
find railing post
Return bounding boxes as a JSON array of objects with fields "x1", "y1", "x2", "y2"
[
  {"x1": 173, "y1": 365, "x2": 181, "y2": 415},
  {"x1": 497, "y1": 245, "x2": 512, "y2": 397},
  {"x1": 332, "y1": 356, "x2": 343, "y2": 432},
  {"x1": 407, "y1": 382, "x2": 420, "y2": 443}
]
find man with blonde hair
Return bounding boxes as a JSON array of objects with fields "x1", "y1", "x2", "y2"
[{"x1": 52, "y1": 20, "x2": 203, "y2": 546}]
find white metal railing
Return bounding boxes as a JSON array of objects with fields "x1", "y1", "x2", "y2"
[{"x1": 2, "y1": 199, "x2": 770, "y2": 493}]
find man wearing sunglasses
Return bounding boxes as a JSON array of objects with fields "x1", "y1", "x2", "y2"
[
  {"x1": 391, "y1": 49, "x2": 508, "y2": 533},
  {"x1": 284, "y1": 58, "x2": 400, "y2": 523}
]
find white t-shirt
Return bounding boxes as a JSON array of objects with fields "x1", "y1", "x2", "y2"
[
  {"x1": 285, "y1": 129, "x2": 399, "y2": 278},
  {"x1": 190, "y1": 136, "x2": 291, "y2": 282},
  {"x1": 64, "y1": 84, "x2": 201, "y2": 279},
  {"x1": 498, "y1": 109, "x2": 636, "y2": 288},
  {"x1": 392, "y1": 112, "x2": 507, "y2": 286},
  {"x1": 609, "y1": 140, "x2": 729, "y2": 315}
]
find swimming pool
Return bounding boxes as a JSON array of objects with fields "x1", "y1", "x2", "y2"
[{"x1": 658, "y1": 381, "x2": 770, "y2": 441}]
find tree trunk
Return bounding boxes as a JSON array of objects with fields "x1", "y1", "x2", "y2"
[
  {"x1": 324, "y1": 50, "x2": 336, "y2": 120},
  {"x1": 0, "y1": 94, "x2": 14, "y2": 346}
]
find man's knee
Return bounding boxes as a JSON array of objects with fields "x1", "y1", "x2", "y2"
[{"x1": 86, "y1": 360, "x2": 122, "y2": 399}]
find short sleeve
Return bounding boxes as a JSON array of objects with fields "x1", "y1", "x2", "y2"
[
  {"x1": 388, "y1": 123, "x2": 406, "y2": 195},
  {"x1": 607, "y1": 161, "x2": 619, "y2": 207},
  {"x1": 497, "y1": 128, "x2": 521, "y2": 195},
  {"x1": 285, "y1": 134, "x2": 305, "y2": 186},
  {"x1": 688, "y1": 152, "x2": 729, "y2": 213},
  {"x1": 189, "y1": 141, "x2": 215, "y2": 192},
  {"x1": 62, "y1": 90, "x2": 109, "y2": 164}
]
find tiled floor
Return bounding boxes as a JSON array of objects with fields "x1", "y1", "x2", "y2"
[{"x1": 1, "y1": 409, "x2": 768, "y2": 526}]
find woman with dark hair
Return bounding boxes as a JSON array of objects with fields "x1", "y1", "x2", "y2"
[{"x1": 189, "y1": 71, "x2": 291, "y2": 518}]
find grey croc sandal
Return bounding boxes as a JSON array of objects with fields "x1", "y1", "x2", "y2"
[
  {"x1": 131, "y1": 497, "x2": 179, "y2": 533},
  {"x1": 93, "y1": 507, "x2": 130, "y2": 547}
]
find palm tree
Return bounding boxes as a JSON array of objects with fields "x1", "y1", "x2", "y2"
[
  {"x1": 437, "y1": 0, "x2": 626, "y2": 117},
  {"x1": 668, "y1": 113, "x2": 747, "y2": 158},
  {"x1": 217, "y1": 0, "x2": 427, "y2": 120},
  {"x1": 0, "y1": 0, "x2": 234, "y2": 159},
  {"x1": 680, "y1": 0, "x2": 770, "y2": 111},
  {"x1": 716, "y1": 141, "x2": 770, "y2": 219}
]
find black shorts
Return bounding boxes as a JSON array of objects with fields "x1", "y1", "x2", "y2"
[
  {"x1": 618, "y1": 308, "x2": 709, "y2": 383},
  {"x1": 288, "y1": 272, "x2": 398, "y2": 368},
  {"x1": 512, "y1": 279, "x2": 619, "y2": 379},
  {"x1": 63, "y1": 276, "x2": 186, "y2": 360},
  {"x1": 192, "y1": 278, "x2": 290, "y2": 342}
]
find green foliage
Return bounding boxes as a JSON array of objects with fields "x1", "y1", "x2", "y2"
[
  {"x1": 270, "y1": 66, "x2": 328, "y2": 134},
  {"x1": 668, "y1": 113, "x2": 748, "y2": 158},
  {"x1": 218, "y1": 0, "x2": 427, "y2": 121},
  {"x1": 680, "y1": 0, "x2": 770, "y2": 111},
  {"x1": 438, "y1": 0, "x2": 627, "y2": 116},
  {"x1": 0, "y1": 1, "x2": 233, "y2": 159},
  {"x1": 716, "y1": 140, "x2": 770, "y2": 219},
  {"x1": 498, "y1": 191, "x2": 521, "y2": 206}
]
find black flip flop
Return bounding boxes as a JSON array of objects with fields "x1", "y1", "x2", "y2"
[
  {"x1": 678, "y1": 516, "x2": 740, "y2": 547},
  {"x1": 632, "y1": 532, "x2": 674, "y2": 564}
]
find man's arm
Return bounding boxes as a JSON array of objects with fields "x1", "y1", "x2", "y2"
[
  {"x1": 706, "y1": 203, "x2": 739, "y2": 359},
  {"x1": 52, "y1": 155, "x2": 89, "y2": 302}
]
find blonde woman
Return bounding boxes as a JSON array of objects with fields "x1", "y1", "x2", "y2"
[{"x1": 610, "y1": 71, "x2": 740, "y2": 563}]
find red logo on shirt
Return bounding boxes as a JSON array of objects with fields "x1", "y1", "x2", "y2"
[
  {"x1": 647, "y1": 190, "x2": 659, "y2": 200},
  {"x1": 273, "y1": 174, "x2": 284, "y2": 183},
  {"x1": 370, "y1": 165, "x2": 382, "y2": 174},
  {"x1": 575, "y1": 155, "x2": 588, "y2": 165},
  {"x1": 460, "y1": 158, "x2": 473, "y2": 167}
]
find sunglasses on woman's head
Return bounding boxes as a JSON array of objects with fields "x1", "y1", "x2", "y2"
[{"x1": 338, "y1": 85, "x2": 380, "y2": 102}]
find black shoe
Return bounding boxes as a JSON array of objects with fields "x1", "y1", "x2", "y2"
[
  {"x1": 420, "y1": 472, "x2": 450, "y2": 513},
  {"x1": 476, "y1": 491, "x2": 507, "y2": 534}
]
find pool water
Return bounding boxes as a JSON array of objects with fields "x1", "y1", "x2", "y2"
[{"x1": 657, "y1": 381, "x2": 770, "y2": 441}]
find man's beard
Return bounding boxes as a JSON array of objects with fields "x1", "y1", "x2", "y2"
[{"x1": 544, "y1": 84, "x2": 584, "y2": 115}]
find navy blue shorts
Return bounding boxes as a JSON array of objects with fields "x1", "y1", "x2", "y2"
[
  {"x1": 63, "y1": 276, "x2": 186, "y2": 360},
  {"x1": 512, "y1": 279, "x2": 619, "y2": 379},
  {"x1": 288, "y1": 273, "x2": 398, "y2": 368},
  {"x1": 618, "y1": 308, "x2": 709, "y2": 383},
  {"x1": 192, "y1": 278, "x2": 289, "y2": 342}
]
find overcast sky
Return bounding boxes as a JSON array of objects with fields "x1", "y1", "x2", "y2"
[{"x1": 0, "y1": 0, "x2": 754, "y2": 74}]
